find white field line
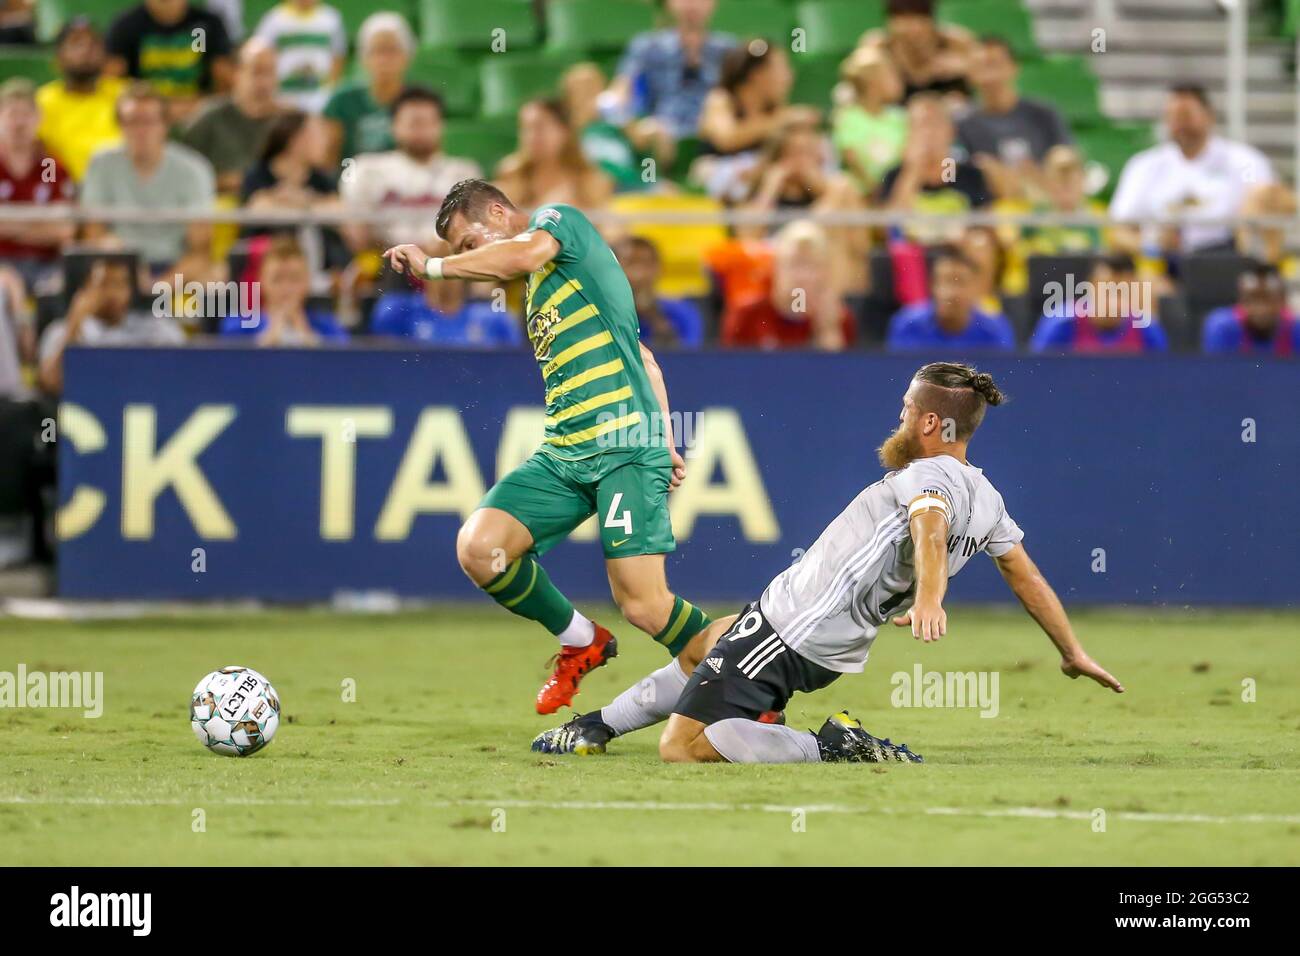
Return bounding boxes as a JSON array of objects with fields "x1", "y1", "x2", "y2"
[{"x1": 1, "y1": 794, "x2": 1297, "y2": 825}]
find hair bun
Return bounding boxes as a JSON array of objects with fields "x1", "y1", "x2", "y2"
[{"x1": 970, "y1": 372, "x2": 1006, "y2": 406}]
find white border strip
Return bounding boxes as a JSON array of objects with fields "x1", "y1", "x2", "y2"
[{"x1": 1, "y1": 795, "x2": 1295, "y2": 825}]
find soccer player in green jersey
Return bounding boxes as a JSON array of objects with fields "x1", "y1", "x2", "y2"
[{"x1": 384, "y1": 179, "x2": 725, "y2": 714}]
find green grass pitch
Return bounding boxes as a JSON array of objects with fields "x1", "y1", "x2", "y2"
[{"x1": 1, "y1": 605, "x2": 1297, "y2": 866}]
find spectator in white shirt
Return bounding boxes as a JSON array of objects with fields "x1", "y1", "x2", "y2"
[
  {"x1": 340, "y1": 86, "x2": 481, "y2": 252},
  {"x1": 254, "y1": 0, "x2": 346, "y2": 114},
  {"x1": 1110, "y1": 84, "x2": 1272, "y2": 256}
]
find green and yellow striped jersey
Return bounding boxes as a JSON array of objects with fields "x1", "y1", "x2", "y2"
[{"x1": 523, "y1": 204, "x2": 665, "y2": 461}]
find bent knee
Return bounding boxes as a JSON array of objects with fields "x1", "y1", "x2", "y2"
[
  {"x1": 456, "y1": 521, "x2": 512, "y2": 584},
  {"x1": 619, "y1": 594, "x2": 674, "y2": 635},
  {"x1": 659, "y1": 734, "x2": 695, "y2": 763},
  {"x1": 659, "y1": 726, "x2": 708, "y2": 763}
]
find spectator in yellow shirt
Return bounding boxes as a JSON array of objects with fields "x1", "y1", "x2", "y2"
[{"x1": 35, "y1": 19, "x2": 126, "y2": 182}]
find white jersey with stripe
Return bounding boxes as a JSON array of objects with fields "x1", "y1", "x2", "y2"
[{"x1": 759, "y1": 454, "x2": 1024, "y2": 673}]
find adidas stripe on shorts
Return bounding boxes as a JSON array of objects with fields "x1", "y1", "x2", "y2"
[{"x1": 673, "y1": 602, "x2": 840, "y2": 725}]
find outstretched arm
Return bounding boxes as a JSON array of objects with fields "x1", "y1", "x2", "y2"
[
  {"x1": 383, "y1": 230, "x2": 560, "y2": 282},
  {"x1": 639, "y1": 342, "x2": 686, "y2": 490},
  {"x1": 896, "y1": 509, "x2": 949, "y2": 642},
  {"x1": 993, "y1": 543, "x2": 1125, "y2": 693}
]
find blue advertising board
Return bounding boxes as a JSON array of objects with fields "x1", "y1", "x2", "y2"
[{"x1": 57, "y1": 346, "x2": 1299, "y2": 605}]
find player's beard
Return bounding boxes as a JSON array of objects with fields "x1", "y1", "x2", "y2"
[{"x1": 877, "y1": 423, "x2": 922, "y2": 470}]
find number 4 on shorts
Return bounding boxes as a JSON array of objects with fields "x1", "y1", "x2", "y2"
[{"x1": 604, "y1": 492, "x2": 633, "y2": 537}]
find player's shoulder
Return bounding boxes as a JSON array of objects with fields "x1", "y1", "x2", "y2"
[
  {"x1": 887, "y1": 455, "x2": 969, "y2": 499},
  {"x1": 890, "y1": 301, "x2": 934, "y2": 330},
  {"x1": 530, "y1": 203, "x2": 585, "y2": 228},
  {"x1": 1202, "y1": 307, "x2": 1245, "y2": 352},
  {"x1": 163, "y1": 141, "x2": 213, "y2": 176},
  {"x1": 1215, "y1": 135, "x2": 1270, "y2": 169},
  {"x1": 1034, "y1": 309, "x2": 1075, "y2": 340}
]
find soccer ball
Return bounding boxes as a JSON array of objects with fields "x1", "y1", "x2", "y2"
[{"x1": 190, "y1": 666, "x2": 281, "y2": 757}]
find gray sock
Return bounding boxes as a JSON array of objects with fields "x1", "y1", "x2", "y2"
[
  {"x1": 599, "y1": 658, "x2": 688, "y2": 735},
  {"x1": 704, "y1": 719, "x2": 822, "y2": 763}
]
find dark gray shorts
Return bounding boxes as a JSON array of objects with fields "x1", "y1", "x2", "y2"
[{"x1": 673, "y1": 602, "x2": 840, "y2": 725}]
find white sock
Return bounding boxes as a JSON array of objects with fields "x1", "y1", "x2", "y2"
[
  {"x1": 557, "y1": 609, "x2": 595, "y2": 647},
  {"x1": 704, "y1": 719, "x2": 822, "y2": 763},
  {"x1": 599, "y1": 659, "x2": 688, "y2": 734}
]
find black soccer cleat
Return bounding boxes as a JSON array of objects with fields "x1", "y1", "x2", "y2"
[
  {"x1": 530, "y1": 712, "x2": 617, "y2": 756},
  {"x1": 814, "y1": 711, "x2": 924, "y2": 763}
]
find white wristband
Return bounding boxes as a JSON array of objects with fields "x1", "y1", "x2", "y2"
[{"x1": 424, "y1": 257, "x2": 444, "y2": 280}]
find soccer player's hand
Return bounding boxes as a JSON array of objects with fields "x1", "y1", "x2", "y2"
[
  {"x1": 383, "y1": 243, "x2": 429, "y2": 277},
  {"x1": 1060, "y1": 653, "x2": 1125, "y2": 693},
  {"x1": 893, "y1": 603, "x2": 947, "y2": 642},
  {"x1": 669, "y1": 448, "x2": 686, "y2": 490}
]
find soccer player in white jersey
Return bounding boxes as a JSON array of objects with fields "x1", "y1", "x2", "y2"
[{"x1": 533, "y1": 362, "x2": 1125, "y2": 763}]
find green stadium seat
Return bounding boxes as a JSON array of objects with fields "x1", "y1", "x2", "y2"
[
  {"x1": 441, "y1": 116, "x2": 517, "y2": 174},
  {"x1": 937, "y1": 0, "x2": 1039, "y2": 58},
  {"x1": 240, "y1": 0, "x2": 281, "y2": 34},
  {"x1": 1016, "y1": 55, "x2": 1101, "y2": 126},
  {"x1": 794, "y1": 0, "x2": 885, "y2": 57},
  {"x1": 1075, "y1": 122, "x2": 1155, "y2": 195},
  {"x1": 0, "y1": 49, "x2": 57, "y2": 86},
  {"x1": 35, "y1": 0, "x2": 138, "y2": 42},
  {"x1": 419, "y1": 0, "x2": 539, "y2": 53},
  {"x1": 331, "y1": 0, "x2": 417, "y2": 39},
  {"x1": 479, "y1": 53, "x2": 566, "y2": 119},
  {"x1": 543, "y1": 0, "x2": 655, "y2": 55},
  {"x1": 402, "y1": 48, "x2": 480, "y2": 116},
  {"x1": 711, "y1": 0, "x2": 795, "y2": 42},
  {"x1": 788, "y1": 52, "x2": 842, "y2": 109}
]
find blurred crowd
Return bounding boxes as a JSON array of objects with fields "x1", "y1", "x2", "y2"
[{"x1": 0, "y1": 0, "x2": 1297, "y2": 407}]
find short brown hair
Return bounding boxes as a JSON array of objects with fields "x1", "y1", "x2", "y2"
[
  {"x1": 434, "y1": 179, "x2": 515, "y2": 240},
  {"x1": 115, "y1": 81, "x2": 167, "y2": 123},
  {"x1": 261, "y1": 235, "x2": 307, "y2": 267},
  {"x1": 913, "y1": 362, "x2": 1006, "y2": 439}
]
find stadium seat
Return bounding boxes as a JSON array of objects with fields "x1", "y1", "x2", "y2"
[
  {"x1": 788, "y1": 52, "x2": 842, "y2": 109},
  {"x1": 0, "y1": 49, "x2": 56, "y2": 86},
  {"x1": 34, "y1": 0, "x2": 137, "y2": 41},
  {"x1": 1180, "y1": 254, "x2": 1256, "y2": 325},
  {"x1": 794, "y1": 0, "x2": 886, "y2": 56},
  {"x1": 712, "y1": 0, "x2": 795, "y2": 42},
  {"x1": 419, "y1": 0, "x2": 539, "y2": 52},
  {"x1": 1016, "y1": 55, "x2": 1102, "y2": 126},
  {"x1": 403, "y1": 48, "x2": 480, "y2": 117},
  {"x1": 543, "y1": 0, "x2": 656, "y2": 56},
  {"x1": 608, "y1": 193, "x2": 729, "y2": 298},
  {"x1": 1075, "y1": 122, "x2": 1155, "y2": 196},
  {"x1": 937, "y1": 0, "x2": 1039, "y2": 58},
  {"x1": 1026, "y1": 253, "x2": 1099, "y2": 323},
  {"x1": 441, "y1": 116, "x2": 517, "y2": 174},
  {"x1": 239, "y1": 0, "x2": 280, "y2": 34},
  {"x1": 478, "y1": 54, "x2": 565, "y2": 119},
  {"x1": 1156, "y1": 294, "x2": 1196, "y2": 352}
]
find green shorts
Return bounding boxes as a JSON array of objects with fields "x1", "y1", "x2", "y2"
[{"x1": 480, "y1": 446, "x2": 676, "y2": 559}]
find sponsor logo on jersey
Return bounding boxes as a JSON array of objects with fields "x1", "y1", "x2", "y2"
[
  {"x1": 526, "y1": 305, "x2": 561, "y2": 361},
  {"x1": 705, "y1": 657, "x2": 723, "y2": 674},
  {"x1": 535, "y1": 207, "x2": 562, "y2": 228}
]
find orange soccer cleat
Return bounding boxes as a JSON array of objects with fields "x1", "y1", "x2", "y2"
[{"x1": 535, "y1": 624, "x2": 618, "y2": 714}]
